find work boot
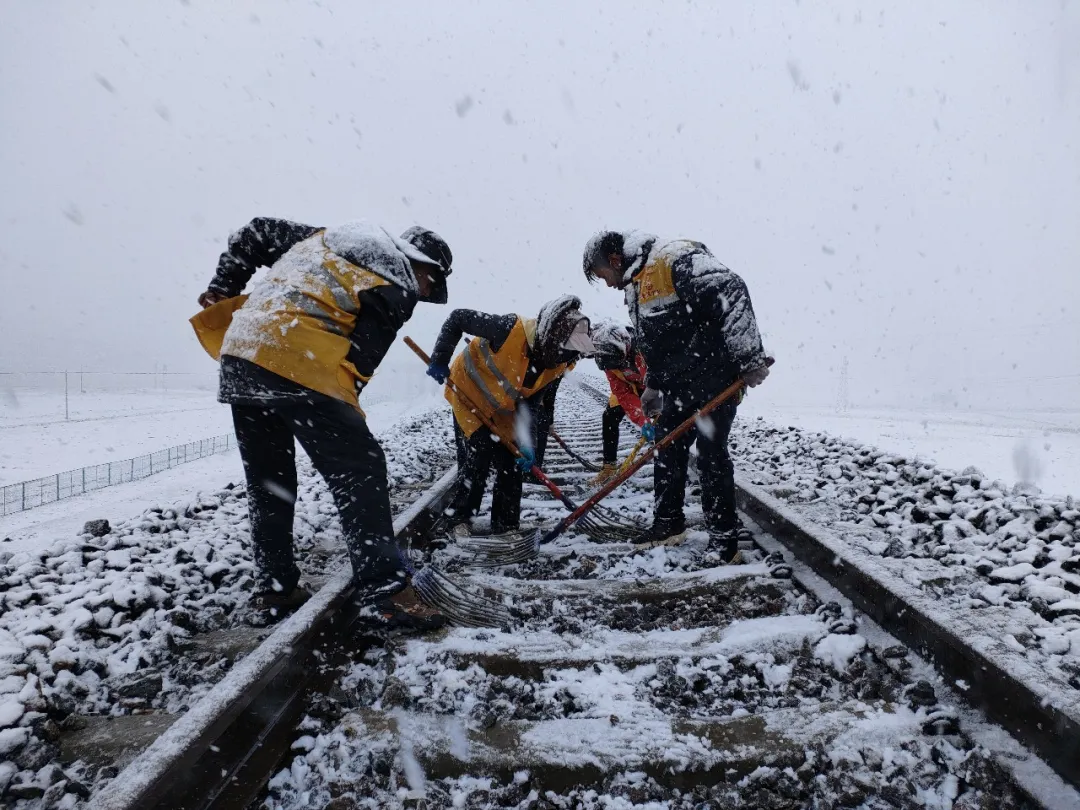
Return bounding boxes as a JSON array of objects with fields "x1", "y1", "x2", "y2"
[
  {"x1": 631, "y1": 517, "x2": 687, "y2": 551},
  {"x1": 588, "y1": 462, "x2": 618, "y2": 489},
  {"x1": 449, "y1": 520, "x2": 475, "y2": 539},
  {"x1": 707, "y1": 529, "x2": 743, "y2": 565},
  {"x1": 251, "y1": 583, "x2": 314, "y2": 619},
  {"x1": 364, "y1": 585, "x2": 448, "y2": 634}
]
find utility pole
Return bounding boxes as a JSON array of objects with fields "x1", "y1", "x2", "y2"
[
  {"x1": 837, "y1": 356, "x2": 849, "y2": 414},
  {"x1": 64, "y1": 370, "x2": 70, "y2": 421}
]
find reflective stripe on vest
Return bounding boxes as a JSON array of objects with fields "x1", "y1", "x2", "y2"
[
  {"x1": 446, "y1": 317, "x2": 570, "y2": 439},
  {"x1": 463, "y1": 342, "x2": 514, "y2": 416},
  {"x1": 634, "y1": 239, "x2": 704, "y2": 314},
  {"x1": 477, "y1": 340, "x2": 522, "y2": 408}
]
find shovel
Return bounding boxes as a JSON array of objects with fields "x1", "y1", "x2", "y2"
[
  {"x1": 535, "y1": 358, "x2": 775, "y2": 550},
  {"x1": 577, "y1": 433, "x2": 650, "y2": 497},
  {"x1": 549, "y1": 428, "x2": 600, "y2": 472}
]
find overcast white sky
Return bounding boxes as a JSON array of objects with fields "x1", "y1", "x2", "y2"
[{"x1": 1, "y1": 0, "x2": 1077, "y2": 408}]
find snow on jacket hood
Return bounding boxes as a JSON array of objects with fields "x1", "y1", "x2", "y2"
[
  {"x1": 322, "y1": 220, "x2": 421, "y2": 297},
  {"x1": 535, "y1": 294, "x2": 583, "y2": 352},
  {"x1": 619, "y1": 230, "x2": 659, "y2": 283}
]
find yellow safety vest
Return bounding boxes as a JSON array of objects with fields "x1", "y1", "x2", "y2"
[
  {"x1": 190, "y1": 232, "x2": 388, "y2": 408},
  {"x1": 631, "y1": 239, "x2": 705, "y2": 315},
  {"x1": 446, "y1": 317, "x2": 572, "y2": 439}
]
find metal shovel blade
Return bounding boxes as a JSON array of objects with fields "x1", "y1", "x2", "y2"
[
  {"x1": 411, "y1": 565, "x2": 513, "y2": 628},
  {"x1": 454, "y1": 527, "x2": 541, "y2": 567}
]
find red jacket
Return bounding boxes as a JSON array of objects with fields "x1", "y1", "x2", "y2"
[{"x1": 605, "y1": 353, "x2": 648, "y2": 427}]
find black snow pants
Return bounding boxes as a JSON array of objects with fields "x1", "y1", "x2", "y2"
[
  {"x1": 232, "y1": 400, "x2": 407, "y2": 602},
  {"x1": 602, "y1": 404, "x2": 625, "y2": 464},
  {"x1": 653, "y1": 396, "x2": 739, "y2": 532},
  {"x1": 449, "y1": 422, "x2": 524, "y2": 534}
]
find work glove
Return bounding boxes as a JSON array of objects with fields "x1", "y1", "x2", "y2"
[
  {"x1": 742, "y1": 364, "x2": 770, "y2": 388},
  {"x1": 515, "y1": 447, "x2": 536, "y2": 473},
  {"x1": 640, "y1": 387, "x2": 663, "y2": 418},
  {"x1": 426, "y1": 363, "x2": 451, "y2": 384},
  {"x1": 198, "y1": 289, "x2": 228, "y2": 309},
  {"x1": 640, "y1": 421, "x2": 658, "y2": 442}
]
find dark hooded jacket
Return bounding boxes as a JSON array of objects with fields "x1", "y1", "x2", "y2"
[{"x1": 616, "y1": 232, "x2": 767, "y2": 404}]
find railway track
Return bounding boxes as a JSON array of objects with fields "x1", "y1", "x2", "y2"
[
  {"x1": 86, "y1": 468, "x2": 459, "y2": 810},
  {"x1": 75, "y1": 379, "x2": 1078, "y2": 809}
]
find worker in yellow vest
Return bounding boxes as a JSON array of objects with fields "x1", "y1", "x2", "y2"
[
  {"x1": 426, "y1": 295, "x2": 596, "y2": 535},
  {"x1": 192, "y1": 218, "x2": 453, "y2": 633}
]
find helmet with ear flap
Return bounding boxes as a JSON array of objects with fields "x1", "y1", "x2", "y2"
[
  {"x1": 535, "y1": 294, "x2": 589, "y2": 365},
  {"x1": 399, "y1": 226, "x2": 453, "y2": 303},
  {"x1": 590, "y1": 321, "x2": 632, "y2": 370}
]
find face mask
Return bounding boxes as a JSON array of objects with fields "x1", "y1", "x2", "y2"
[{"x1": 562, "y1": 318, "x2": 596, "y2": 356}]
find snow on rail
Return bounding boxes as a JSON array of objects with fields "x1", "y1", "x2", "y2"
[
  {"x1": 87, "y1": 465, "x2": 458, "y2": 810},
  {"x1": 250, "y1": 385, "x2": 1070, "y2": 808},
  {"x1": 746, "y1": 512, "x2": 1080, "y2": 810},
  {"x1": 737, "y1": 475, "x2": 1080, "y2": 795}
]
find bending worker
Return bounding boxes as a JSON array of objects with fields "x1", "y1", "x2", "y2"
[
  {"x1": 193, "y1": 217, "x2": 453, "y2": 633},
  {"x1": 589, "y1": 323, "x2": 652, "y2": 488},
  {"x1": 583, "y1": 230, "x2": 770, "y2": 562},
  {"x1": 426, "y1": 295, "x2": 595, "y2": 536}
]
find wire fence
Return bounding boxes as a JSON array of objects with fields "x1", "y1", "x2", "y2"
[{"x1": 1, "y1": 433, "x2": 237, "y2": 518}]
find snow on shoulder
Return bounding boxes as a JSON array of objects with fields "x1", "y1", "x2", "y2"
[
  {"x1": 322, "y1": 220, "x2": 420, "y2": 295},
  {"x1": 621, "y1": 230, "x2": 658, "y2": 263}
]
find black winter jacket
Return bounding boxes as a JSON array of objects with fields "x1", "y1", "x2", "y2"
[{"x1": 622, "y1": 236, "x2": 766, "y2": 405}]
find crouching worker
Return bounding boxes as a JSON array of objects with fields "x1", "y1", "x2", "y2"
[
  {"x1": 426, "y1": 296, "x2": 595, "y2": 536},
  {"x1": 192, "y1": 217, "x2": 453, "y2": 632},
  {"x1": 589, "y1": 323, "x2": 652, "y2": 488}
]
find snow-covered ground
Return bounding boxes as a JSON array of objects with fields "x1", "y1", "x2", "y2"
[
  {"x1": 0, "y1": 394, "x2": 451, "y2": 552},
  {"x1": 0, "y1": 398, "x2": 458, "y2": 808},
  {"x1": 0, "y1": 391, "x2": 228, "y2": 486},
  {"x1": 260, "y1": 386, "x2": 1056, "y2": 809},
  {"x1": 0, "y1": 453, "x2": 243, "y2": 557},
  {"x1": 730, "y1": 414, "x2": 1080, "y2": 706},
  {"x1": 0, "y1": 390, "x2": 218, "y2": 428},
  {"x1": 742, "y1": 402, "x2": 1080, "y2": 501},
  {"x1": 4, "y1": 377, "x2": 1078, "y2": 807},
  {"x1": 0, "y1": 384, "x2": 448, "y2": 485}
]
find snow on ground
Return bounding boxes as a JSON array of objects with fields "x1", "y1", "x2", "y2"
[
  {"x1": 0, "y1": 390, "x2": 217, "y2": 429},
  {"x1": 741, "y1": 402, "x2": 1080, "y2": 500},
  {"x1": 0, "y1": 394, "x2": 452, "y2": 557},
  {"x1": 729, "y1": 414, "x2": 1080, "y2": 703},
  {"x1": 0, "y1": 397, "x2": 456, "y2": 808},
  {"x1": 0, "y1": 388, "x2": 450, "y2": 487},
  {"x1": 0, "y1": 453, "x2": 244, "y2": 557},
  {"x1": 3, "y1": 376, "x2": 1076, "y2": 807},
  {"x1": 259, "y1": 385, "x2": 1042, "y2": 810},
  {"x1": 0, "y1": 392, "x2": 228, "y2": 486}
]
